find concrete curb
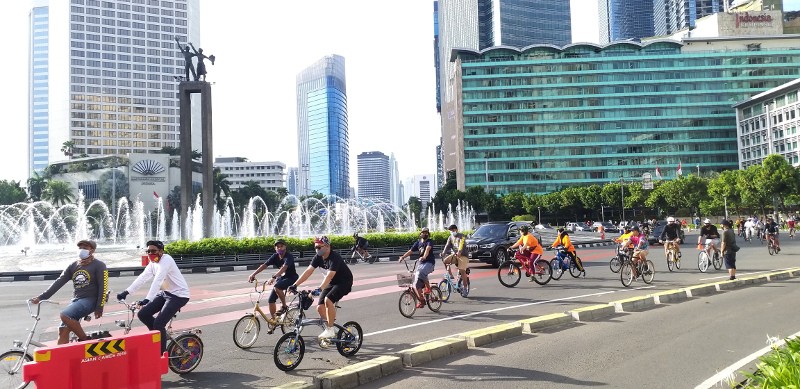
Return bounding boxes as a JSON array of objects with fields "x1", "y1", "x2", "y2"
[{"x1": 298, "y1": 267, "x2": 800, "y2": 389}]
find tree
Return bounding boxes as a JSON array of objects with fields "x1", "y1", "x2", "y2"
[
  {"x1": 159, "y1": 146, "x2": 201, "y2": 160},
  {"x1": 407, "y1": 196, "x2": 422, "y2": 225},
  {"x1": 502, "y1": 192, "x2": 526, "y2": 218},
  {"x1": 703, "y1": 170, "x2": 742, "y2": 216},
  {"x1": 60, "y1": 140, "x2": 75, "y2": 158},
  {"x1": 0, "y1": 180, "x2": 27, "y2": 205},
  {"x1": 758, "y1": 154, "x2": 800, "y2": 211},
  {"x1": 42, "y1": 180, "x2": 75, "y2": 206},
  {"x1": 213, "y1": 167, "x2": 231, "y2": 210},
  {"x1": 738, "y1": 165, "x2": 770, "y2": 216},
  {"x1": 579, "y1": 185, "x2": 602, "y2": 215},
  {"x1": 98, "y1": 169, "x2": 129, "y2": 207},
  {"x1": 167, "y1": 186, "x2": 181, "y2": 216},
  {"x1": 27, "y1": 171, "x2": 47, "y2": 201}
]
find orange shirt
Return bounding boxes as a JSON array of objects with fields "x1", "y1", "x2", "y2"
[
  {"x1": 515, "y1": 234, "x2": 543, "y2": 254},
  {"x1": 552, "y1": 234, "x2": 575, "y2": 252}
]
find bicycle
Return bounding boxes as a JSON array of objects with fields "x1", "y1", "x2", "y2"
[
  {"x1": 662, "y1": 240, "x2": 682, "y2": 272},
  {"x1": 609, "y1": 245, "x2": 632, "y2": 273},
  {"x1": 117, "y1": 300, "x2": 203, "y2": 374},
  {"x1": 349, "y1": 247, "x2": 376, "y2": 264},
  {"x1": 498, "y1": 247, "x2": 552, "y2": 287},
  {"x1": 767, "y1": 234, "x2": 780, "y2": 255},
  {"x1": 437, "y1": 261, "x2": 469, "y2": 302},
  {"x1": 620, "y1": 254, "x2": 655, "y2": 287},
  {"x1": 273, "y1": 290, "x2": 363, "y2": 371},
  {"x1": 397, "y1": 259, "x2": 443, "y2": 318},
  {"x1": 550, "y1": 246, "x2": 585, "y2": 280},
  {"x1": 697, "y1": 243, "x2": 722, "y2": 273},
  {"x1": 232, "y1": 278, "x2": 300, "y2": 349}
]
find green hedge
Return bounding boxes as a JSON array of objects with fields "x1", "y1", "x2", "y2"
[
  {"x1": 741, "y1": 337, "x2": 800, "y2": 387},
  {"x1": 164, "y1": 231, "x2": 467, "y2": 256}
]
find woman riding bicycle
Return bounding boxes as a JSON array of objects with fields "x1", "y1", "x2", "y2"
[
  {"x1": 399, "y1": 228, "x2": 436, "y2": 308},
  {"x1": 621, "y1": 227, "x2": 648, "y2": 277},
  {"x1": 441, "y1": 224, "x2": 470, "y2": 293},
  {"x1": 508, "y1": 225, "x2": 543, "y2": 282},
  {"x1": 552, "y1": 228, "x2": 584, "y2": 272}
]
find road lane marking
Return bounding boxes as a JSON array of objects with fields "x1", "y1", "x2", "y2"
[
  {"x1": 366, "y1": 286, "x2": 654, "y2": 339},
  {"x1": 698, "y1": 267, "x2": 795, "y2": 281},
  {"x1": 695, "y1": 329, "x2": 800, "y2": 389}
]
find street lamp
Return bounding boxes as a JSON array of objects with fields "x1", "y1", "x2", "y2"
[
  {"x1": 620, "y1": 178, "x2": 625, "y2": 224},
  {"x1": 724, "y1": 195, "x2": 728, "y2": 220},
  {"x1": 601, "y1": 203, "x2": 605, "y2": 222},
  {"x1": 537, "y1": 206, "x2": 541, "y2": 226}
]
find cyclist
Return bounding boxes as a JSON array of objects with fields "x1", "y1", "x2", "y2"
[
  {"x1": 400, "y1": 227, "x2": 436, "y2": 308},
  {"x1": 764, "y1": 217, "x2": 781, "y2": 252},
  {"x1": 441, "y1": 224, "x2": 470, "y2": 292},
  {"x1": 744, "y1": 217, "x2": 755, "y2": 241},
  {"x1": 621, "y1": 226, "x2": 648, "y2": 277},
  {"x1": 508, "y1": 224, "x2": 543, "y2": 281},
  {"x1": 787, "y1": 216, "x2": 796, "y2": 238},
  {"x1": 290, "y1": 236, "x2": 353, "y2": 339},
  {"x1": 352, "y1": 232, "x2": 372, "y2": 261},
  {"x1": 552, "y1": 228, "x2": 584, "y2": 273},
  {"x1": 697, "y1": 218, "x2": 721, "y2": 259},
  {"x1": 247, "y1": 239, "x2": 298, "y2": 324},
  {"x1": 658, "y1": 216, "x2": 683, "y2": 259},
  {"x1": 117, "y1": 240, "x2": 190, "y2": 353},
  {"x1": 32, "y1": 240, "x2": 108, "y2": 344}
]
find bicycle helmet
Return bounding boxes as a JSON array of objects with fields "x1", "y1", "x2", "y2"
[
  {"x1": 667, "y1": 216, "x2": 676, "y2": 223},
  {"x1": 703, "y1": 218, "x2": 711, "y2": 224}
]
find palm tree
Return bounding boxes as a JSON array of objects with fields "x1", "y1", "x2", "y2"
[
  {"x1": 27, "y1": 171, "x2": 47, "y2": 201},
  {"x1": 60, "y1": 141, "x2": 75, "y2": 158},
  {"x1": 213, "y1": 168, "x2": 231, "y2": 210},
  {"x1": 42, "y1": 180, "x2": 75, "y2": 206}
]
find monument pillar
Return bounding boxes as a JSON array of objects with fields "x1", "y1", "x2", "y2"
[{"x1": 178, "y1": 81, "x2": 213, "y2": 239}]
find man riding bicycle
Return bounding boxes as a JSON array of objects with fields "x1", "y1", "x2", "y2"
[
  {"x1": 621, "y1": 227, "x2": 648, "y2": 277},
  {"x1": 290, "y1": 236, "x2": 354, "y2": 339},
  {"x1": 400, "y1": 227, "x2": 436, "y2": 308},
  {"x1": 32, "y1": 240, "x2": 108, "y2": 344},
  {"x1": 552, "y1": 228, "x2": 584, "y2": 272},
  {"x1": 659, "y1": 216, "x2": 684, "y2": 259},
  {"x1": 441, "y1": 224, "x2": 470, "y2": 293},
  {"x1": 352, "y1": 232, "x2": 371, "y2": 261},
  {"x1": 764, "y1": 217, "x2": 781, "y2": 252},
  {"x1": 247, "y1": 239, "x2": 299, "y2": 325},
  {"x1": 787, "y1": 217, "x2": 796, "y2": 238},
  {"x1": 697, "y1": 218, "x2": 721, "y2": 259},
  {"x1": 508, "y1": 224, "x2": 543, "y2": 282},
  {"x1": 744, "y1": 217, "x2": 755, "y2": 240}
]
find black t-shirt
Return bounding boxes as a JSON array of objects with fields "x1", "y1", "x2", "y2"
[
  {"x1": 354, "y1": 237, "x2": 368, "y2": 249},
  {"x1": 660, "y1": 223, "x2": 682, "y2": 240},
  {"x1": 262, "y1": 252, "x2": 298, "y2": 279},
  {"x1": 765, "y1": 222, "x2": 779, "y2": 233},
  {"x1": 699, "y1": 224, "x2": 720, "y2": 239},
  {"x1": 311, "y1": 250, "x2": 354, "y2": 287}
]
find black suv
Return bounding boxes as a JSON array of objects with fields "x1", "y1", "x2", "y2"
[{"x1": 466, "y1": 221, "x2": 534, "y2": 267}]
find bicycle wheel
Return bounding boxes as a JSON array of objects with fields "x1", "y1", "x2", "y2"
[
  {"x1": 531, "y1": 259, "x2": 552, "y2": 285},
  {"x1": 666, "y1": 251, "x2": 674, "y2": 272},
  {"x1": 232, "y1": 314, "x2": 260, "y2": 349},
  {"x1": 620, "y1": 263, "x2": 634, "y2": 287},
  {"x1": 167, "y1": 334, "x2": 203, "y2": 374},
  {"x1": 437, "y1": 280, "x2": 452, "y2": 303},
  {"x1": 609, "y1": 256, "x2": 622, "y2": 273},
  {"x1": 642, "y1": 260, "x2": 655, "y2": 284},
  {"x1": 697, "y1": 251, "x2": 709, "y2": 273},
  {"x1": 569, "y1": 258, "x2": 584, "y2": 278},
  {"x1": 280, "y1": 307, "x2": 300, "y2": 334},
  {"x1": 768, "y1": 242, "x2": 775, "y2": 255},
  {"x1": 274, "y1": 332, "x2": 304, "y2": 371},
  {"x1": 335, "y1": 321, "x2": 363, "y2": 357},
  {"x1": 550, "y1": 259, "x2": 564, "y2": 280},
  {"x1": 675, "y1": 253, "x2": 681, "y2": 269},
  {"x1": 497, "y1": 261, "x2": 521, "y2": 288},
  {"x1": 712, "y1": 251, "x2": 722, "y2": 270},
  {"x1": 457, "y1": 278, "x2": 470, "y2": 297},
  {"x1": 398, "y1": 290, "x2": 417, "y2": 318},
  {"x1": 0, "y1": 350, "x2": 31, "y2": 389},
  {"x1": 427, "y1": 286, "x2": 443, "y2": 312}
]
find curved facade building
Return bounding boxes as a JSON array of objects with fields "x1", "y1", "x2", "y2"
[
  {"x1": 296, "y1": 55, "x2": 350, "y2": 198},
  {"x1": 447, "y1": 36, "x2": 800, "y2": 194}
]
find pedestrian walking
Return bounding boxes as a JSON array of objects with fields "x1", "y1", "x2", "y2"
[{"x1": 720, "y1": 220, "x2": 738, "y2": 280}]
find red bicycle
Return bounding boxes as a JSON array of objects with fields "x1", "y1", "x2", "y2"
[{"x1": 498, "y1": 248, "x2": 552, "y2": 287}]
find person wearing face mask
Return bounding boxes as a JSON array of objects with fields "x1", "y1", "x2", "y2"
[
  {"x1": 116, "y1": 240, "x2": 190, "y2": 353},
  {"x1": 441, "y1": 224, "x2": 470, "y2": 293},
  {"x1": 247, "y1": 239, "x2": 298, "y2": 324},
  {"x1": 32, "y1": 240, "x2": 108, "y2": 344},
  {"x1": 399, "y1": 227, "x2": 436, "y2": 307},
  {"x1": 289, "y1": 236, "x2": 354, "y2": 340}
]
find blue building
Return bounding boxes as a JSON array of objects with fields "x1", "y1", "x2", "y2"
[
  {"x1": 29, "y1": 5, "x2": 49, "y2": 174},
  {"x1": 654, "y1": 0, "x2": 724, "y2": 36},
  {"x1": 296, "y1": 55, "x2": 350, "y2": 198},
  {"x1": 605, "y1": 0, "x2": 655, "y2": 42},
  {"x1": 477, "y1": 0, "x2": 572, "y2": 49},
  {"x1": 434, "y1": 1, "x2": 441, "y2": 113}
]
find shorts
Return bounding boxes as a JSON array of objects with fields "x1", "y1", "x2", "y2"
[
  {"x1": 723, "y1": 251, "x2": 736, "y2": 269},
  {"x1": 445, "y1": 254, "x2": 469, "y2": 271},
  {"x1": 634, "y1": 249, "x2": 648, "y2": 258},
  {"x1": 318, "y1": 284, "x2": 351, "y2": 305},
  {"x1": 60, "y1": 297, "x2": 96, "y2": 328},
  {"x1": 269, "y1": 274, "x2": 299, "y2": 304},
  {"x1": 414, "y1": 261, "x2": 435, "y2": 288},
  {"x1": 704, "y1": 238, "x2": 720, "y2": 247}
]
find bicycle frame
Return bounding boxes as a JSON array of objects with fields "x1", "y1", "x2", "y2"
[
  {"x1": 285, "y1": 292, "x2": 350, "y2": 346},
  {"x1": 116, "y1": 301, "x2": 201, "y2": 358},
  {"x1": 6, "y1": 300, "x2": 55, "y2": 375}
]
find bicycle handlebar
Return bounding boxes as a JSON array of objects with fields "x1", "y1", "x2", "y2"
[{"x1": 27, "y1": 299, "x2": 58, "y2": 318}]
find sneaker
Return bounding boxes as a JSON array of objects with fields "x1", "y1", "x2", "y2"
[
  {"x1": 677, "y1": 252, "x2": 682, "y2": 259},
  {"x1": 319, "y1": 326, "x2": 336, "y2": 339},
  {"x1": 730, "y1": 276, "x2": 736, "y2": 280},
  {"x1": 275, "y1": 306, "x2": 287, "y2": 315},
  {"x1": 266, "y1": 317, "x2": 278, "y2": 325},
  {"x1": 416, "y1": 302, "x2": 425, "y2": 309},
  {"x1": 529, "y1": 276, "x2": 535, "y2": 282}
]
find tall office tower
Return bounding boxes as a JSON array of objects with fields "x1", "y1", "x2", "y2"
[
  {"x1": 357, "y1": 151, "x2": 390, "y2": 202},
  {"x1": 603, "y1": 0, "x2": 655, "y2": 42},
  {"x1": 388, "y1": 153, "x2": 402, "y2": 207},
  {"x1": 654, "y1": 0, "x2": 725, "y2": 36},
  {"x1": 27, "y1": 0, "x2": 200, "y2": 176},
  {"x1": 433, "y1": 1, "x2": 441, "y2": 113},
  {"x1": 286, "y1": 167, "x2": 299, "y2": 196},
  {"x1": 436, "y1": 142, "x2": 444, "y2": 189},
  {"x1": 437, "y1": 0, "x2": 570, "y2": 183},
  {"x1": 296, "y1": 55, "x2": 350, "y2": 198},
  {"x1": 411, "y1": 174, "x2": 435, "y2": 211}
]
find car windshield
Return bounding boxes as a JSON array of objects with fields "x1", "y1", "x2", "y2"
[{"x1": 471, "y1": 224, "x2": 509, "y2": 239}]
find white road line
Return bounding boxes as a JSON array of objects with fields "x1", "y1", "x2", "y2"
[
  {"x1": 695, "y1": 330, "x2": 800, "y2": 389},
  {"x1": 698, "y1": 267, "x2": 794, "y2": 281},
  {"x1": 365, "y1": 285, "x2": 654, "y2": 339}
]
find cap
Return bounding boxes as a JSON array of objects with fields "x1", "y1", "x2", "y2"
[
  {"x1": 703, "y1": 218, "x2": 711, "y2": 224},
  {"x1": 77, "y1": 240, "x2": 97, "y2": 250},
  {"x1": 721, "y1": 219, "x2": 732, "y2": 227},
  {"x1": 421, "y1": 227, "x2": 430, "y2": 233},
  {"x1": 448, "y1": 224, "x2": 458, "y2": 230},
  {"x1": 313, "y1": 236, "x2": 330, "y2": 246},
  {"x1": 274, "y1": 238, "x2": 287, "y2": 246},
  {"x1": 631, "y1": 226, "x2": 640, "y2": 232}
]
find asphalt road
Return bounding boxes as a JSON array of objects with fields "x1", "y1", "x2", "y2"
[{"x1": 1, "y1": 232, "x2": 797, "y2": 388}]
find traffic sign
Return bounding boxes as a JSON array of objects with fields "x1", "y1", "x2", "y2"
[{"x1": 642, "y1": 173, "x2": 653, "y2": 189}]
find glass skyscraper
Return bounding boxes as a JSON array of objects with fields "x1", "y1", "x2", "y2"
[
  {"x1": 449, "y1": 36, "x2": 800, "y2": 194},
  {"x1": 605, "y1": 0, "x2": 655, "y2": 42},
  {"x1": 296, "y1": 55, "x2": 350, "y2": 198},
  {"x1": 29, "y1": 4, "x2": 50, "y2": 174},
  {"x1": 357, "y1": 151, "x2": 390, "y2": 202},
  {"x1": 654, "y1": 0, "x2": 723, "y2": 36}
]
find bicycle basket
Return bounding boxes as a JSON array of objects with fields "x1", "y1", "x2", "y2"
[
  {"x1": 300, "y1": 293, "x2": 314, "y2": 310},
  {"x1": 397, "y1": 273, "x2": 413, "y2": 287}
]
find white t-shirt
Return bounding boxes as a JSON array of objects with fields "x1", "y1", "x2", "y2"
[{"x1": 126, "y1": 253, "x2": 190, "y2": 300}]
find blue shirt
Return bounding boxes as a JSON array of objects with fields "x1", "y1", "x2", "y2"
[
  {"x1": 410, "y1": 239, "x2": 436, "y2": 264},
  {"x1": 263, "y1": 252, "x2": 298, "y2": 279}
]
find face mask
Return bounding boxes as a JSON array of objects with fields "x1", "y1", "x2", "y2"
[
  {"x1": 276, "y1": 249, "x2": 285, "y2": 255},
  {"x1": 148, "y1": 254, "x2": 160, "y2": 262},
  {"x1": 315, "y1": 248, "x2": 325, "y2": 256},
  {"x1": 450, "y1": 232, "x2": 457, "y2": 237},
  {"x1": 78, "y1": 249, "x2": 91, "y2": 260}
]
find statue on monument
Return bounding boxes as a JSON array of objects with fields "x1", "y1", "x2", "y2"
[
  {"x1": 189, "y1": 42, "x2": 215, "y2": 82},
  {"x1": 175, "y1": 37, "x2": 197, "y2": 82}
]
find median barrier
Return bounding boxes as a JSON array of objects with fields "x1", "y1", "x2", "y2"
[
  {"x1": 458, "y1": 322, "x2": 522, "y2": 347},
  {"x1": 683, "y1": 283, "x2": 718, "y2": 297},
  {"x1": 650, "y1": 289, "x2": 688, "y2": 304},
  {"x1": 717, "y1": 278, "x2": 746, "y2": 290},
  {"x1": 519, "y1": 313, "x2": 574, "y2": 333},
  {"x1": 609, "y1": 295, "x2": 657, "y2": 313},
  {"x1": 395, "y1": 337, "x2": 467, "y2": 367},
  {"x1": 567, "y1": 304, "x2": 616, "y2": 321},
  {"x1": 274, "y1": 381, "x2": 315, "y2": 389},
  {"x1": 314, "y1": 356, "x2": 403, "y2": 389},
  {"x1": 23, "y1": 330, "x2": 167, "y2": 389}
]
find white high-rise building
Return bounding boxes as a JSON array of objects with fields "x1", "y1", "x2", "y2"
[
  {"x1": 28, "y1": 0, "x2": 200, "y2": 176},
  {"x1": 357, "y1": 151, "x2": 390, "y2": 202},
  {"x1": 388, "y1": 153, "x2": 401, "y2": 207},
  {"x1": 410, "y1": 174, "x2": 435, "y2": 207},
  {"x1": 214, "y1": 157, "x2": 285, "y2": 191}
]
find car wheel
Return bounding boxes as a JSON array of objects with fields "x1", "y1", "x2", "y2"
[{"x1": 492, "y1": 248, "x2": 507, "y2": 268}]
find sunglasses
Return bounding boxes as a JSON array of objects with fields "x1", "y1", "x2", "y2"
[
  {"x1": 146, "y1": 250, "x2": 159, "y2": 254},
  {"x1": 314, "y1": 246, "x2": 324, "y2": 250}
]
